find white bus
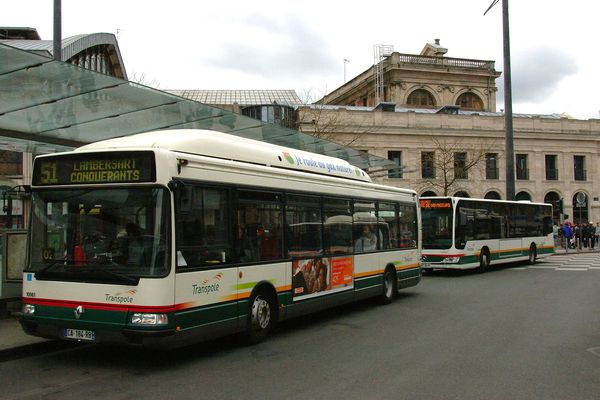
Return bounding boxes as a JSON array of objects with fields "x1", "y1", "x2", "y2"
[
  {"x1": 420, "y1": 196, "x2": 554, "y2": 272},
  {"x1": 20, "y1": 129, "x2": 421, "y2": 346}
]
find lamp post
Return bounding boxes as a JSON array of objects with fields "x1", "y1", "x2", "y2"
[
  {"x1": 485, "y1": 0, "x2": 515, "y2": 200},
  {"x1": 53, "y1": 0, "x2": 62, "y2": 61}
]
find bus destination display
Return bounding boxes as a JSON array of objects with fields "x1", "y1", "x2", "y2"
[
  {"x1": 33, "y1": 151, "x2": 156, "y2": 185},
  {"x1": 420, "y1": 199, "x2": 451, "y2": 209}
]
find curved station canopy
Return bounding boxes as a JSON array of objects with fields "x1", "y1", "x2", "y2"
[{"x1": 0, "y1": 43, "x2": 394, "y2": 172}]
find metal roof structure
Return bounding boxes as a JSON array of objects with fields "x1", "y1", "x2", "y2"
[
  {"x1": 168, "y1": 89, "x2": 303, "y2": 106},
  {"x1": 0, "y1": 32, "x2": 127, "y2": 80},
  {"x1": 0, "y1": 43, "x2": 395, "y2": 172}
]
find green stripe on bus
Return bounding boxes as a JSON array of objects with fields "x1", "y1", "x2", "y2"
[
  {"x1": 355, "y1": 275, "x2": 381, "y2": 289},
  {"x1": 175, "y1": 302, "x2": 238, "y2": 330}
]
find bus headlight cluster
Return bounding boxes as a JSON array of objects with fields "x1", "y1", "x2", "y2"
[
  {"x1": 22, "y1": 304, "x2": 36, "y2": 315},
  {"x1": 131, "y1": 313, "x2": 168, "y2": 325},
  {"x1": 441, "y1": 257, "x2": 460, "y2": 263}
]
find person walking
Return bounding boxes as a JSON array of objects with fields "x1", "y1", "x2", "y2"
[{"x1": 562, "y1": 222, "x2": 573, "y2": 254}]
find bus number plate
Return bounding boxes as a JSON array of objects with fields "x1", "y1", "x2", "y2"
[{"x1": 63, "y1": 328, "x2": 96, "y2": 342}]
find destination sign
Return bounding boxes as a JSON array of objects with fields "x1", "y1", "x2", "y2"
[
  {"x1": 420, "y1": 199, "x2": 452, "y2": 209},
  {"x1": 33, "y1": 151, "x2": 156, "y2": 185}
]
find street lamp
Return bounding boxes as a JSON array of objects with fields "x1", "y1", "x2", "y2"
[{"x1": 485, "y1": 0, "x2": 515, "y2": 200}]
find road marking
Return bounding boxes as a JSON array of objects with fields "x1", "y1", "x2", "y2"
[
  {"x1": 555, "y1": 267, "x2": 588, "y2": 271},
  {"x1": 587, "y1": 347, "x2": 600, "y2": 357}
]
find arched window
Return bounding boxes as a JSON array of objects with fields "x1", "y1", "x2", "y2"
[
  {"x1": 456, "y1": 92, "x2": 484, "y2": 111},
  {"x1": 544, "y1": 191, "x2": 561, "y2": 224},
  {"x1": 515, "y1": 191, "x2": 532, "y2": 201},
  {"x1": 572, "y1": 192, "x2": 589, "y2": 224},
  {"x1": 484, "y1": 191, "x2": 501, "y2": 200},
  {"x1": 454, "y1": 191, "x2": 469, "y2": 198},
  {"x1": 407, "y1": 89, "x2": 436, "y2": 108},
  {"x1": 421, "y1": 191, "x2": 436, "y2": 197}
]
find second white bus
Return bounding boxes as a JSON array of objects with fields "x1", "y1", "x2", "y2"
[{"x1": 421, "y1": 196, "x2": 554, "y2": 272}]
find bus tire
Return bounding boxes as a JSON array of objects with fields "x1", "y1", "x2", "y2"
[
  {"x1": 478, "y1": 249, "x2": 490, "y2": 273},
  {"x1": 245, "y1": 290, "x2": 276, "y2": 344},
  {"x1": 381, "y1": 267, "x2": 397, "y2": 304},
  {"x1": 528, "y1": 244, "x2": 537, "y2": 265}
]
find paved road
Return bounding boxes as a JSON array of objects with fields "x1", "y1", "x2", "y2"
[{"x1": 1, "y1": 255, "x2": 599, "y2": 400}]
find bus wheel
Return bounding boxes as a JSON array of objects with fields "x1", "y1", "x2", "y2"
[
  {"x1": 246, "y1": 291, "x2": 275, "y2": 344},
  {"x1": 478, "y1": 249, "x2": 490, "y2": 273},
  {"x1": 528, "y1": 245, "x2": 537, "y2": 265},
  {"x1": 381, "y1": 267, "x2": 397, "y2": 304}
]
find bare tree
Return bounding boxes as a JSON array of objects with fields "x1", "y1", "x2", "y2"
[
  {"x1": 295, "y1": 89, "x2": 374, "y2": 148},
  {"x1": 418, "y1": 135, "x2": 502, "y2": 196},
  {"x1": 129, "y1": 71, "x2": 160, "y2": 89}
]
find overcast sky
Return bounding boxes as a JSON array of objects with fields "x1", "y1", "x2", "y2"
[{"x1": 5, "y1": 0, "x2": 599, "y2": 119}]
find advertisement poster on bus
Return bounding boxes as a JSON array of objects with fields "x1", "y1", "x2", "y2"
[{"x1": 292, "y1": 256, "x2": 353, "y2": 300}]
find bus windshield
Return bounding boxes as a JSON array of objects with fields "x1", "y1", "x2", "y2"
[
  {"x1": 27, "y1": 187, "x2": 170, "y2": 283},
  {"x1": 421, "y1": 199, "x2": 453, "y2": 249}
]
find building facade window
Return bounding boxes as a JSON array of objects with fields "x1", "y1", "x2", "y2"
[
  {"x1": 485, "y1": 153, "x2": 499, "y2": 179},
  {"x1": 515, "y1": 191, "x2": 532, "y2": 201},
  {"x1": 0, "y1": 150, "x2": 23, "y2": 175},
  {"x1": 516, "y1": 154, "x2": 529, "y2": 180},
  {"x1": 572, "y1": 192, "x2": 588, "y2": 224},
  {"x1": 406, "y1": 89, "x2": 436, "y2": 108},
  {"x1": 545, "y1": 155, "x2": 558, "y2": 180},
  {"x1": 456, "y1": 92, "x2": 484, "y2": 111},
  {"x1": 388, "y1": 151, "x2": 402, "y2": 179},
  {"x1": 421, "y1": 151, "x2": 435, "y2": 178},
  {"x1": 544, "y1": 191, "x2": 561, "y2": 224},
  {"x1": 484, "y1": 191, "x2": 502, "y2": 200},
  {"x1": 241, "y1": 104, "x2": 296, "y2": 129},
  {"x1": 574, "y1": 155, "x2": 586, "y2": 181},
  {"x1": 454, "y1": 152, "x2": 468, "y2": 179}
]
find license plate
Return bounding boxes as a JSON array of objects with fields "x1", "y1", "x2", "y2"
[{"x1": 63, "y1": 328, "x2": 96, "y2": 342}]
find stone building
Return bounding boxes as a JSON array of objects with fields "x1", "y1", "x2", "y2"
[
  {"x1": 321, "y1": 39, "x2": 500, "y2": 112},
  {"x1": 298, "y1": 40, "x2": 600, "y2": 224}
]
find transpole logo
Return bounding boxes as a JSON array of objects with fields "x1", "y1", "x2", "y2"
[
  {"x1": 282, "y1": 152, "x2": 296, "y2": 165},
  {"x1": 193, "y1": 273, "x2": 223, "y2": 295},
  {"x1": 105, "y1": 289, "x2": 137, "y2": 304}
]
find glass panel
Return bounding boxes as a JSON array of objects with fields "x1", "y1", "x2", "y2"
[
  {"x1": 236, "y1": 191, "x2": 283, "y2": 263},
  {"x1": 28, "y1": 187, "x2": 170, "y2": 280},
  {"x1": 286, "y1": 195, "x2": 322, "y2": 257},
  {"x1": 323, "y1": 197, "x2": 352, "y2": 255},
  {"x1": 378, "y1": 202, "x2": 398, "y2": 249},
  {"x1": 353, "y1": 201, "x2": 378, "y2": 253},
  {"x1": 0, "y1": 44, "x2": 398, "y2": 171},
  {"x1": 177, "y1": 187, "x2": 232, "y2": 269}
]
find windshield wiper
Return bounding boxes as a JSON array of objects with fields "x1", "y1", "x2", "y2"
[{"x1": 34, "y1": 260, "x2": 64, "y2": 278}]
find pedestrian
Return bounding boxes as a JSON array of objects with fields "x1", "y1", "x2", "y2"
[{"x1": 562, "y1": 222, "x2": 573, "y2": 254}]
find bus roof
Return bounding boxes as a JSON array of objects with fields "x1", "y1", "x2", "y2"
[
  {"x1": 76, "y1": 129, "x2": 372, "y2": 183},
  {"x1": 420, "y1": 196, "x2": 551, "y2": 207}
]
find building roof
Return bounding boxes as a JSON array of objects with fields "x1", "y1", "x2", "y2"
[
  {"x1": 0, "y1": 32, "x2": 127, "y2": 80},
  {"x1": 304, "y1": 104, "x2": 566, "y2": 119},
  {"x1": 168, "y1": 90, "x2": 303, "y2": 106}
]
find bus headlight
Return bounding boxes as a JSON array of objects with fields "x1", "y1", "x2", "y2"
[
  {"x1": 23, "y1": 304, "x2": 36, "y2": 315},
  {"x1": 130, "y1": 313, "x2": 168, "y2": 325}
]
